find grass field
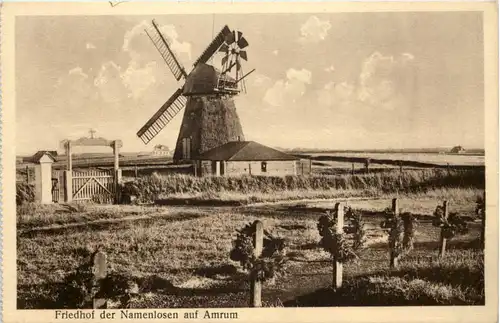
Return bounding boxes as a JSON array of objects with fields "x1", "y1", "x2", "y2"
[
  {"x1": 17, "y1": 187, "x2": 484, "y2": 308},
  {"x1": 303, "y1": 152, "x2": 484, "y2": 167}
]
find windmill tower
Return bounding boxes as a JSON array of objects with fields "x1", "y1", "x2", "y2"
[{"x1": 137, "y1": 20, "x2": 255, "y2": 163}]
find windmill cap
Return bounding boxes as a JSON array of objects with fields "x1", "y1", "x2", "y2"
[{"x1": 183, "y1": 63, "x2": 237, "y2": 96}]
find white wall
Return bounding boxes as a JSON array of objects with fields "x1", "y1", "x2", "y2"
[{"x1": 225, "y1": 160, "x2": 297, "y2": 176}]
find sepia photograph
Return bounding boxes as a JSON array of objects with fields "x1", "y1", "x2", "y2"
[{"x1": 2, "y1": 1, "x2": 498, "y2": 322}]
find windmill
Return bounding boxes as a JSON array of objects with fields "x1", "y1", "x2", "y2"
[{"x1": 136, "y1": 20, "x2": 255, "y2": 163}]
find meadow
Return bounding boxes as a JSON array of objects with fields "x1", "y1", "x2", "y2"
[
  {"x1": 16, "y1": 165, "x2": 485, "y2": 308},
  {"x1": 305, "y1": 152, "x2": 484, "y2": 167}
]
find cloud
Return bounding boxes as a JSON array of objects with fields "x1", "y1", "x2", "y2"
[
  {"x1": 67, "y1": 67, "x2": 88, "y2": 79},
  {"x1": 94, "y1": 61, "x2": 127, "y2": 104},
  {"x1": 251, "y1": 73, "x2": 272, "y2": 87},
  {"x1": 86, "y1": 42, "x2": 96, "y2": 50},
  {"x1": 158, "y1": 24, "x2": 192, "y2": 61},
  {"x1": 56, "y1": 67, "x2": 91, "y2": 95},
  {"x1": 299, "y1": 16, "x2": 331, "y2": 43},
  {"x1": 324, "y1": 65, "x2": 335, "y2": 73},
  {"x1": 87, "y1": 20, "x2": 192, "y2": 104},
  {"x1": 272, "y1": 50, "x2": 279, "y2": 56},
  {"x1": 121, "y1": 61, "x2": 158, "y2": 99},
  {"x1": 286, "y1": 68, "x2": 312, "y2": 84},
  {"x1": 317, "y1": 81, "x2": 354, "y2": 107},
  {"x1": 123, "y1": 20, "x2": 192, "y2": 65},
  {"x1": 264, "y1": 68, "x2": 312, "y2": 107},
  {"x1": 51, "y1": 66, "x2": 100, "y2": 124},
  {"x1": 357, "y1": 52, "x2": 416, "y2": 110}
]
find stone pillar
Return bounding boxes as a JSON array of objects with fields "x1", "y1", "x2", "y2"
[{"x1": 34, "y1": 155, "x2": 54, "y2": 204}]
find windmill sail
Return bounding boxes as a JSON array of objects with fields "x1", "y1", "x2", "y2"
[
  {"x1": 145, "y1": 20, "x2": 187, "y2": 81},
  {"x1": 137, "y1": 88, "x2": 187, "y2": 144},
  {"x1": 193, "y1": 25, "x2": 232, "y2": 67}
]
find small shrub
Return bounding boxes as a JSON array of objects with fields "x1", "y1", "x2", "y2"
[
  {"x1": 17, "y1": 182, "x2": 35, "y2": 206},
  {"x1": 17, "y1": 202, "x2": 41, "y2": 216},
  {"x1": 62, "y1": 203, "x2": 89, "y2": 213}
]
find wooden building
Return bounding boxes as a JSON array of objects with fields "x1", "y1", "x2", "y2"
[{"x1": 196, "y1": 141, "x2": 308, "y2": 177}]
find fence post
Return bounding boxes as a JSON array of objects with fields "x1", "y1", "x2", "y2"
[
  {"x1": 390, "y1": 198, "x2": 399, "y2": 269},
  {"x1": 351, "y1": 163, "x2": 355, "y2": 175},
  {"x1": 439, "y1": 200, "x2": 449, "y2": 258},
  {"x1": 250, "y1": 220, "x2": 263, "y2": 307},
  {"x1": 333, "y1": 202, "x2": 344, "y2": 290},
  {"x1": 92, "y1": 251, "x2": 108, "y2": 309},
  {"x1": 134, "y1": 165, "x2": 138, "y2": 178}
]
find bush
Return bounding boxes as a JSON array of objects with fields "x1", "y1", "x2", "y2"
[
  {"x1": 229, "y1": 221, "x2": 287, "y2": 282},
  {"x1": 380, "y1": 208, "x2": 417, "y2": 261},
  {"x1": 317, "y1": 210, "x2": 357, "y2": 263},
  {"x1": 345, "y1": 207, "x2": 367, "y2": 250},
  {"x1": 17, "y1": 182, "x2": 35, "y2": 206},
  {"x1": 56, "y1": 250, "x2": 138, "y2": 309},
  {"x1": 432, "y1": 205, "x2": 468, "y2": 239}
]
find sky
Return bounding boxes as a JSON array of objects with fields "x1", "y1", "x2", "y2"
[{"x1": 15, "y1": 12, "x2": 484, "y2": 154}]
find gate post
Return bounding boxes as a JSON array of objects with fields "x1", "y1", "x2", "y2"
[
  {"x1": 63, "y1": 140, "x2": 73, "y2": 203},
  {"x1": 64, "y1": 170, "x2": 73, "y2": 203},
  {"x1": 113, "y1": 140, "x2": 122, "y2": 204}
]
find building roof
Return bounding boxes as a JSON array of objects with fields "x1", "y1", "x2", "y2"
[
  {"x1": 32, "y1": 150, "x2": 57, "y2": 163},
  {"x1": 198, "y1": 141, "x2": 299, "y2": 161}
]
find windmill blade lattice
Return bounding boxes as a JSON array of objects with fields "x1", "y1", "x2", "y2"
[
  {"x1": 137, "y1": 88, "x2": 187, "y2": 144},
  {"x1": 193, "y1": 25, "x2": 232, "y2": 67},
  {"x1": 145, "y1": 20, "x2": 188, "y2": 81}
]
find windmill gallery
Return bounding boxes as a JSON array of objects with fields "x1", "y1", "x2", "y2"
[{"x1": 136, "y1": 20, "x2": 310, "y2": 177}]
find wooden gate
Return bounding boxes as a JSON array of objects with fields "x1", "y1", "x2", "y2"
[
  {"x1": 72, "y1": 169, "x2": 116, "y2": 203},
  {"x1": 51, "y1": 170, "x2": 65, "y2": 203}
]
